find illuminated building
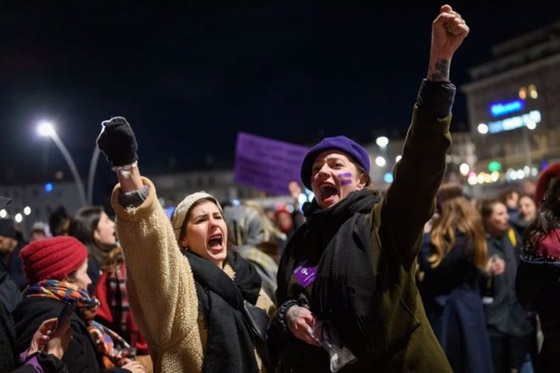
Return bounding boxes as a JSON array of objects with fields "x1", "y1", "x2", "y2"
[{"x1": 462, "y1": 19, "x2": 560, "y2": 184}]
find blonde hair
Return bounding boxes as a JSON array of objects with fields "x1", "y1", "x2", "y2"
[{"x1": 429, "y1": 195, "x2": 487, "y2": 269}]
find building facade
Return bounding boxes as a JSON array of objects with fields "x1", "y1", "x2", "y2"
[{"x1": 462, "y1": 20, "x2": 560, "y2": 187}]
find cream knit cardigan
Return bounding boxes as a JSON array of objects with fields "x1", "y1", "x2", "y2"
[{"x1": 112, "y1": 177, "x2": 275, "y2": 372}]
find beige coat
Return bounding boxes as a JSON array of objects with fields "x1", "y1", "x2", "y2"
[{"x1": 112, "y1": 178, "x2": 275, "y2": 372}]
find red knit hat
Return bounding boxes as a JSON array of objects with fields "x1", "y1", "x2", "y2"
[
  {"x1": 536, "y1": 163, "x2": 560, "y2": 208},
  {"x1": 20, "y1": 236, "x2": 88, "y2": 284}
]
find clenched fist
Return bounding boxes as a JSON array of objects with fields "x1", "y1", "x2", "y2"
[
  {"x1": 97, "y1": 116, "x2": 139, "y2": 167},
  {"x1": 428, "y1": 4, "x2": 470, "y2": 82}
]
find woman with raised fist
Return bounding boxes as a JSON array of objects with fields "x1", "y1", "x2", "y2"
[{"x1": 96, "y1": 117, "x2": 275, "y2": 373}]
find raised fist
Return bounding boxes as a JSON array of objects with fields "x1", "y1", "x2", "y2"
[
  {"x1": 431, "y1": 4, "x2": 469, "y2": 59},
  {"x1": 97, "y1": 116, "x2": 139, "y2": 167}
]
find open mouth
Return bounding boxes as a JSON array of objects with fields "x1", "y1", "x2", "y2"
[
  {"x1": 320, "y1": 184, "x2": 338, "y2": 202},
  {"x1": 207, "y1": 233, "x2": 224, "y2": 250}
]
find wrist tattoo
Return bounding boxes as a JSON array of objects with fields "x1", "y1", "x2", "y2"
[{"x1": 429, "y1": 58, "x2": 450, "y2": 82}]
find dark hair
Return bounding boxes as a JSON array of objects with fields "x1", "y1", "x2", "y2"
[
  {"x1": 479, "y1": 199, "x2": 505, "y2": 232},
  {"x1": 178, "y1": 198, "x2": 220, "y2": 245},
  {"x1": 523, "y1": 177, "x2": 560, "y2": 255},
  {"x1": 49, "y1": 206, "x2": 70, "y2": 236},
  {"x1": 68, "y1": 206, "x2": 106, "y2": 265},
  {"x1": 352, "y1": 161, "x2": 371, "y2": 187},
  {"x1": 498, "y1": 189, "x2": 520, "y2": 206}
]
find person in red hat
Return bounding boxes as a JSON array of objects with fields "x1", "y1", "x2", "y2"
[
  {"x1": 534, "y1": 163, "x2": 560, "y2": 208},
  {"x1": 13, "y1": 236, "x2": 145, "y2": 373}
]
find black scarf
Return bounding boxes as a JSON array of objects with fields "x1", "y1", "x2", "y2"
[
  {"x1": 185, "y1": 250, "x2": 262, "y2": 373},
  {"x1": 277, "y1": 189, "x2": 382, "y2": 363}
]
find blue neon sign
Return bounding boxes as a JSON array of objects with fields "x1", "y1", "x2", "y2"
[
  {"x1": 488, "y1": 110, "x2": 541, "y2": 134},
  {"x1": 490, "y1": 99, "x2": 525, "y2": 117}
]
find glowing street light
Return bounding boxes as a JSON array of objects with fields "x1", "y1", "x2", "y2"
[
  {"x1": 375, "y1": 156, "x2": 386, "y2": 167},
  {"x1": 526, "y1": 120, "x2": 537, "y2": 130},
  {"x1": 23, "y1": 206, "x2": 31, "y2": 216},
  {"x1": 477, "y1": 123, "x2": 489, "y2": 135},
  {"x1": 38, "y1": 121, "x2": 56, "y2": 137},
  {"x1": 376, "y1": 136, "x2": 389, "y2": 149},
  {"x1": 14, "y1": 213, "x2": 23, "y2": 223},
  {"x1": 459, "y1": 163, "x2": 470, "y2": 176},
  {"x1": 36, "y1": 121, "x2": 87, "y2": 207},
  {"x1": 0, "y1": 209, "x2": 7, "y2": 218}
]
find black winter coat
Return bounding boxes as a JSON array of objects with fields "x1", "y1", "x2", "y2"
[
  {"x1": 484, "y1": 232, "x2": 534, "y2": 337},
  {"x1": 418, "y1": 232, "x2": 493, "y2": 373},
  {"x1": 13, "y1": 296, "x2": 129, "y2": 373},
  {"x1": 0, "y1": 300, "x2": 18, "y2": 372},
  {"x1": 517, "y1": 257, "x2": 560, "y2": 372}
]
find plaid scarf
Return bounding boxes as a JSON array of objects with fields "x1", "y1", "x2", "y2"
[
  {"x1": 24, "y1": 279, "x2": 135, "y2": 368},
  {"x1": 106, "y1": 263, "x2": 130, "y2": 338},
  {"x1": 96, "y1": 261, "x2": 148, "y2": 354}
]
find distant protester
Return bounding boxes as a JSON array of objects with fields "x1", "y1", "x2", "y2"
[
  {"x1": 68, "y1": 206, "x2": 150, "y2": 362},
  {"x1": 418, "y1": 183, "x2": 493, "y2": 373},
  {"x1": 517, "y1": 164, "x2": 560, "y2": 372},
  {"x1": 480, "y1": 199, "x2": 535, "y2": 373},
  {"x1": 48, "y1": 206, "x2": 70, "y2": 237},
  {"x1": 224, "y1": 203, "x2": 280, "y2": 303},
  {"x1": 0, "y1": 217, "x2": 27, "y2": 290},
  {"x1": 29, "y1": 222, "x2": 48, "y2": 242},
  {"x1": 512, "y1": 194, "x2": 537, "y2": 236},
  {"x1": 499, "y1": 189, "x2": 521, "y2": 225},
  {"x1": 69, "y1": 206, "x2": 117, "y2": 293}
]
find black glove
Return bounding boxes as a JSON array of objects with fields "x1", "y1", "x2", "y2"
[{"x1": 96, "y1": 116, "x2": 138, "y2": 167}]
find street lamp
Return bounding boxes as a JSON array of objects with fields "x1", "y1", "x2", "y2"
[
  {"x1": 87, "y1": 145, "x2": 101, "y2": 205},
  {"x1": 477, "y1": 123, "x2": 489, "y2": 135},
  {"x1": 37, "y1": 121, "x2": 87, "y2": 207},
  {"x1": 376, "y1": 136, "x2": 389, "y2": 149}
]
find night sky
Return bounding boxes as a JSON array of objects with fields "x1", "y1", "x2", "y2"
[{"x1": 1, "y1": 1, "x2": 558, "y2": 198}]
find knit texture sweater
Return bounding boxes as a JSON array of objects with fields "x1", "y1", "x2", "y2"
[{"x1": 111, "y1": 179, "x2": 275, "y2": 372}]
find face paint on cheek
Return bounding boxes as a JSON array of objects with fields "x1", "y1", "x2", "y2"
[{"x1": 338, "y1": 173, "x2": 353, "y2": 185}]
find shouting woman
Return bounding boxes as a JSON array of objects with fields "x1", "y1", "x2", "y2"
[{"x1": 270, "y1": 5, "x2": 469, "y2": 372}]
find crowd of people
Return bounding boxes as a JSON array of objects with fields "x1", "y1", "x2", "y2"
[{"x1": 1, "y1": 4, "x2": 558, "y2": 373}]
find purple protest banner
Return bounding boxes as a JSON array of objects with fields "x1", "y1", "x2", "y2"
[{"x1": 234, "y1": 132, "x2": 309, "y2": 195}]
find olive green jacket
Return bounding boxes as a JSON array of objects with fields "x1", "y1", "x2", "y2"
[
  {"x1": 276, "y1": 84, "x2": 455, "y2": 372},
  {"x1": 365, "y1": 104, "x2": 453, "y2": 372}
]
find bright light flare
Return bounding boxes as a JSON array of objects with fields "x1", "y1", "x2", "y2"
[
  {"x1": 37, "y1": 121, "x2": 55, "y2": 137},
  {"x1": 376, "y1": 136, "x2": 389, "y2": 148}
]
